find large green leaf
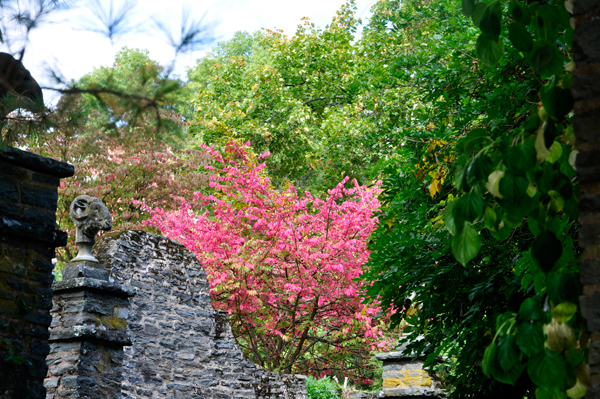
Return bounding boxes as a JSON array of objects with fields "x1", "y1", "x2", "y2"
[
  {"x1": 461, "y1": 128, "x2": 489, "y2": 154},
  {"x1": 498, "y1": 171, "x2": 528, "y2": 202},
  {"x1": 505, "y1": 144, "x2": 536, "y2": 173},
  {"x1": 480, "y1": 13, "x2": 502, "y2": 41},
  {"x1": 546, "y1": 272, "x2": 580, "y2": 305},
  {"x1": 454, "y1": 156, "x2": 471, "y2": 192},
  {"x1": 498, "y1": 335, "x2": 520, "y2": 371},
  {"x1": 462, "y1": 0, "x2": 476, "y2": 16},
  {"x1": 451, "y1": 223, "x2": 481, "y2": 266},
  {"x1": 530, "y1": 43, "x2": 564, "y2": 76},
  {"x1": 518, "y1": 297, "x2": 542, "y2": 321},
  {"x1": 472, "y1": 0, "x2": 502, "y2": 28},
  {"x1": 467, "y1": 155, "x2": 493, "y2": 187},
  {"x1": 482, "y1": 343, "x2": 498, "y2": 377},
  {"x1": 493, "y1": 362, "x2": 525, "y2": 386},
  {"x1": 535, "y1": 386, "x2": 567, "y2": 399},
  {"x1": 496, "y1": 311, "x2": 516, "y2": 335},
  {"x1": 531, "y1": 231, "x2": 563, "y2": 273},
  {"x1": 535, "y1": 4, "x2": 565, "y2": 42},
  {"x1": 527, "y1": 349, "x2": 567, "y2": 388},
  {"x1": 516, "y1": 322, "x2": 544, "y2": 357},
  {"x1": 542, "y1": 86, "x2": 574, "y2": 121},
  {"x1": 476, "y1": 34, "x2": 504, "y2": 65},
  {"x1": 444, "y1": 199, "x2": 463, "y2": 235},
  {"x1": 458, "y1": 191, "x2": 484, "y2": 222},
  {"x1": 509, "y1": 23, "x2": 533, "y2": 52},
  {"x1": 509, "y1": 1, "x2": 531, "y2": 25}
]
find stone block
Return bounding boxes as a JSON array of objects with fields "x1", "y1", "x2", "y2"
[
  {"x1": 61, "y1": 376, "x2": 78, "y2": 389},
  {"x1": 31, "y1": 340, "x2": 50, "y2": 356},
  {"x1": 0, "y1": 177, "x2": 19, "y2": 202},
  {"x1": 31, "y1": 172, "x2": 60, "y2": 186},
  {"x1": 574, "y1": 111, "x2": 600, "y2": 146},
  {"x1": 62, "y1": 262, "x2": 109, "y2": 281},
  {"x1": 24, "y1": 207, "x2": 55, "y2": 228},
  {"x1": 49, "y1": 363, "x2": 76, "y2": 376},
  {"x1": 574, "y1": 0, "x2": 600, "y2": 14},
  {"x1": 21, "y1": 183, "x2": 58, "y2": 210},
  {"x1": 0, "y1": 200, "x2": 22, "y2": 220},
  {"x1": 582, "y1": 292, "x2": 600, "y2": 331},
  {"x1": 44, "y1": 377, "x2": 59, "y2": 389},
  {"x1": 49, "y1": 341, "x2": 81, "y2": 354}
]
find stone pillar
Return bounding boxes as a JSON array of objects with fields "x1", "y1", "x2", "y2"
[
  {"x1": 572, "y1": 0, "x2": 600, "y2": 398},
  {"x1": 0, "y1": 147, "x2": 74, "y2": 399},
  {"x1": 375, "y1": 340, "x2": 446, "y2": 399},
  {"x1": 44, "y1": 259, "x2": 136, "y2": 398}
]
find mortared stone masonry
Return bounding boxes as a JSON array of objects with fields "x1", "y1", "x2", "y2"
[
  {"x1": 93, "y1": 230, "x2": 306, "y2": 399},
  {"x1": 573, "y1": 0, "x2": 600, "y2": 397},
  {"x1": 0, "y1": 147, "x2": 73, "y2": 399}
]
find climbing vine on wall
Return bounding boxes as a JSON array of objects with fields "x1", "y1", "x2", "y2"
[{"x1": 447, "y1": 1, "x2": 587, "y2": 398}]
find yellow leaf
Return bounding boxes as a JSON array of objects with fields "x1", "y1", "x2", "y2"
[
  {"x1": 429, "y1": 178, "x2": 441, "y2": 198},
  {"x1": 486, "y1": 170, "x2": 505, "y2": 198},
  {"x1": 406, "y1": 304, "x2": 420, "y2": 318}
]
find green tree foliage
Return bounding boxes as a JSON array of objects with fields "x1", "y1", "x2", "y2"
[
  {"x1": 187, "y1": 31, "x2": 271, "y2": 91},
  {"x1": 73, "y1": 47, "x2": 192, "y2": 139},
  {"x1": 454, "y1": 2, "x2": 586, "y2": 399},
  {"x1": 188, "y1": 3, "x2": 406, "y2": 192},
  {"x1": 361, "y1": 0, "x2": 583, "y2": 398}
]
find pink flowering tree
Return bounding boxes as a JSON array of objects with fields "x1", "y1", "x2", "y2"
[{"x1": 145, "y1": 143, "x2": 395, "y2": 380}]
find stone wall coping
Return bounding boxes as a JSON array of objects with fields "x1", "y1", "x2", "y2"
[
  {"x1": 375, "y1": 351, "x2": 422, "y2": 361},
  {"x1": 49, "y1": 325, "x2": 132, "y2": 345},
  {"x1": 52, "y1": 277, "x2": 137, "y2": 297},
  {"x1": 376, "y1": 351, "x2": 404, "y2": 361},
  {"x1": 0, "y1": 146, "x2": 74, "y2": 178}
]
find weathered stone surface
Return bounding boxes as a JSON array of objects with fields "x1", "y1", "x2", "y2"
[
  {"x1": 95, "y1": 230, "x2": 307, "y2": 399},
  {"x1": 0, "y1": 146, "x2": 74, "y2": 178},
  {"x1": 375, "y1": 338, "x2": 446, "y2": 399},
  {"x1": 574, "y1": 18, "x2": 600, "y2": 63},
  {"x1": 0, "y1": 216, "x2": 67, "y2": 246},
  {"x1": 52, "y1": 276, "x2": 137, "y2": 297},
  {"x1": 61, "y1": 261, "x2": 109, "y2": 281},
  {"x1": 69, "y1": 195, "x2": 113, "y2": 263},
  {"x1": 46, "y1": 258, "x2": 135, "y2": 399},
  {"x1": 573, "y1": 1, "x2": 600, "y2": 397},
  {"x1": 574, "y1": 0, "x2": 600, "y2": 14},
  {"x1": 582, "y1": 292, "x2": 600, "y2": 331},
  {"x1": 0, "y1": 148, "x2": 72, "y2": 398}
]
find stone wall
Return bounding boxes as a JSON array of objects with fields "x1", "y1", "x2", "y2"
[
  {"x1": 573, "y1": 0, "x2": 600, "y2": 398},
  {"x1": 0, "y1": 147, "x2": 73, "y2": 399},
  {"x1": 94, "y1": 230, "x2": 306, "y2": 399}
]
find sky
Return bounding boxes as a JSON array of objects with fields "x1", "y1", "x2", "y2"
[{"x1": 2, "y1": 0, "x2": 376, "y2": 103}]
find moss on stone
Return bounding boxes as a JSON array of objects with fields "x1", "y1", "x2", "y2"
[{"x1": 97, "y1": 314, "x2": 127, "y2": 330}]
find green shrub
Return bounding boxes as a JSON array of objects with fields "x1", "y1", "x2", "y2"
[{"x1": 306, "y1": 376, "x2": 340, "y2": 399}]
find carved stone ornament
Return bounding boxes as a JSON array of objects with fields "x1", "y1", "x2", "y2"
[{"x1": 69, "y1": 195, "x2": 112, "y2": 263}]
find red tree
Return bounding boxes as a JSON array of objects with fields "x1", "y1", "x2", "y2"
[
  {"x1": 28, "y1": 108, "x2": 211, "y2": 264},
  {"x1": 145, "y1": 143, "x2": 394, "y2": 380}
]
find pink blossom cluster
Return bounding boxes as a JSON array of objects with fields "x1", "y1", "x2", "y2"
[{"x1": 145, "y1": 143, "x2": 393, "y2": 378}]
